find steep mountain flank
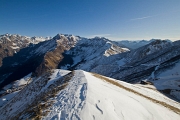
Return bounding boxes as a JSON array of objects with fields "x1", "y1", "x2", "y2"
[
  {"x1": 59, "y1": 37, "x2": 129, "y2": 70},
  {"x1": 35, "y1": 34, "x2": 79, "y2": 76},
  {"x1": 0, "y1": 34, "x2": 50, "y2": 66}
]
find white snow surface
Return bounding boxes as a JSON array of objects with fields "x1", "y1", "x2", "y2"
[
  {"x1": 122, "y1": 47, "x2": 130, "y2": 51},
  {"x1": 10, "y1": 46, "x2": 20, "y2": 49},
  {"x1": 13, "y1": 73, "x2": 32, "y2": 87},
  {"x1": 148, "y1": 61, "x2": 180, "y2": 100},
  {"x1": 44, "y1": 70, "x2": 180, "y2": 120}
]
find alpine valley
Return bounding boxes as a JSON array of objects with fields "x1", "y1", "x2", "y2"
[{"x1": 0, "y1": 33, "x2": 180, "y2": 120}]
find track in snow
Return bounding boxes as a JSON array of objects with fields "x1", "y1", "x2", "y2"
[{"x1": 44, "y1": 70, "x2": 87, "y2": 120}]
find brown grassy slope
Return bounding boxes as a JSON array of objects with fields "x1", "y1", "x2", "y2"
[
  {"x1": 35, "y1": 45, "x2": 65, "y2": 76},
  {"x1": 35, "y1": 36, "x2": 75, "y2": 76}
]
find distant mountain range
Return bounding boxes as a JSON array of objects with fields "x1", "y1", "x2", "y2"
[
  {"x1": 117, "y1": 39, "x2": 172, "y2": 49},
  {"x1": 0, "y1": 33, "x2": 180, "y2": 119}
]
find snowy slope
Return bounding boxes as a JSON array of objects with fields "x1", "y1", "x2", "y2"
[
  {"x1": 1, "y1": 70, "x2": 180, "y2": 120},
  {"x1": 70, "y1": 39, "x2": 178, "y2": 83},
  {"x1": 0, "y1": 73, "x2": 33, "y2": 107},
  {"x1": 0, "y1": 69, "x2": 72, "y2": 119},
  {"x1": 155, "y1": 62, "x2": 180, "y2": 90},
  {"x1": 149, "y1": 61, "x2": 180, "y2": 100},
  {"x1": 59, "y1": 37, "x2": 129, "y2": 70},
  {"x1": 43, "y1": 70, "x2": 180, "y2": 120}
]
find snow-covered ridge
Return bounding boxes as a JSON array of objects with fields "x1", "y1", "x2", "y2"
[
  {"x1": 41, "y1": 70, "x2": 180, "y2": 119},
  {"x1": 1, "y1": 70, "x2": 179, "y2": 120},
  {"x1": 54, "y1": 34, "x2": 80, "y2": 47},
  {"x1": 144, "y1": 40, "x2": 172, "y2": 56},
  {"x1": 59, "y1": 36, "x2": 129, "y2": 70},
  {"x1": 104, "y1": 42, "x2": 130, "y2": 57}
]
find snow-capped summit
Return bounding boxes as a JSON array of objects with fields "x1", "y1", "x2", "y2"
[
  {"x1": 139, "y1": 39, "x2": 173, "y2": 57},
  {"x1": 0, "y1": 34, "x2": 51, "y2": 45},
  {"x1": 31, "y1": 36, "x2": 51, "y2": 44}
]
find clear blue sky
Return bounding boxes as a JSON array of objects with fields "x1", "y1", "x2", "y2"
[{"x1": 0, "y1": 0, "x2": 180, "y2": 41}]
